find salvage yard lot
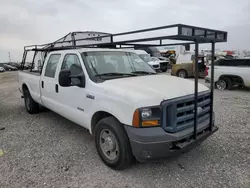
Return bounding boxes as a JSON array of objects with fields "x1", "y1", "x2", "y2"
[{"x1": 0, "y1": 71, "x2": 249, "y2": 188}]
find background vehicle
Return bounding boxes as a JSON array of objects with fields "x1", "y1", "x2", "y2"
[
  {"x1": 0, "y1": 67, "x2": 5, "y2": 72},
  {"x1": 8, "y1": 62, "x2": 22, "y2": 70},
  {"x1": 171, "y1": 52, "x2": 206, "y2": 78},
  {"x1": 134, "y1": 46, "x2": 162, "y2": 58},
  {"x1": 132, "y1": 50, "x2": 169, "y2": 72},
  {"x1": 206, "y1": 58, "x2": 250, "y2": 90},
  {"x1": 3, "y1": 64, "x2": 18, "y2": 71},
  {"x1": 131, "y1": 50, "x2": 161, "y2": 71},
  {"x1": 151, "y1": 57, "x2": 169, "y2": 72}
]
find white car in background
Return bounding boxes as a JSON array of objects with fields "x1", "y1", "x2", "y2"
[
  {"x1": 132, "y1": 50, "x2": 168, "y2": 72},
  {"x1": 151, "y1": 57, "x2": 169, "y2": 72},
  {"x1": 0, "y1": 67, "x2": 6, "y2": 72}
]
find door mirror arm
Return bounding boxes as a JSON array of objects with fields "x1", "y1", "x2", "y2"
[{"x1": 69, "y1": 73, "x2": 86, "y2": 88}]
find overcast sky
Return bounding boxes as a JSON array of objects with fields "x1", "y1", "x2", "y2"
[{"x1": 0, "y1": 0, "x2": 249, "y2": 62}]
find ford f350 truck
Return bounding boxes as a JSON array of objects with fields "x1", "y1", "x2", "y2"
[{"x1": 19, "y1": 25, "x2": 227, "y2": 170}]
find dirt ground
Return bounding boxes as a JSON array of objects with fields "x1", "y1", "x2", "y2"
[{"x1": 0, "y1": 71, "x2": 249, "y2": 188}]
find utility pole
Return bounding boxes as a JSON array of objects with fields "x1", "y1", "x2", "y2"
[{"x1": 8, "y1": 52, "x2": 12, "y2": 63}]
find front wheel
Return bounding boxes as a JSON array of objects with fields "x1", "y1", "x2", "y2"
[
  {"x1": 177, "y1": 70, "x2": 188, "y2": 78},
  {"x1": 95, "y1": 117, "x2": 133, "y2": 170}
]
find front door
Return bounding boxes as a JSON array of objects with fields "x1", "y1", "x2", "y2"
[{"x1": 54, "y1": 53, "x2": 90, "y2": 128}]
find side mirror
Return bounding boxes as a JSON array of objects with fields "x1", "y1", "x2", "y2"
[
  {"x1": 59, "y1": 69, "x2": 86, "y2": 88},
  {"x1": 59, "y1": 69, "x2": 71, "y2": 87},
  {"x1": 70, "y1": 73, "x2": 86, "y2": 88}
]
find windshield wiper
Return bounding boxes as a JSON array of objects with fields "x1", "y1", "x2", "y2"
[
  {"x1": 95, "y1": 72, "x2": 137, "y2": 77},
  {"x1": 131, "y1": 71, "x2": 156, "y2": 75}
]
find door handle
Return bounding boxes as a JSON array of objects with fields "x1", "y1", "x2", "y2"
[
  {"x1": 41, "y1": 81, "x2": 44, "y2": 88},
  {"x1": 55, "y1": 84, "x2": 59, "y2": 93}
]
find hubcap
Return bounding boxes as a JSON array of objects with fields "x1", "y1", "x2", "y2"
[
  {"x1": 179, "y1": 71, "x2": 185, "y2": 78},
  {"x1": 216, "y1": 80, "x2": 227, "y2": 90},
  {"x1": 100, "y1": 129, "x2": 119, "y2": 161}
]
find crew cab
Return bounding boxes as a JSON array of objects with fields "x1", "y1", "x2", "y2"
[
  {"x1": 205, "y1": 58, "x2": 250, "y2": 90},
  {"x1": 18, "y1": 48, "x2": 218, "y2": 169}
]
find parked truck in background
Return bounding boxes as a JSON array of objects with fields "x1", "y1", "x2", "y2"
[
  {"x1": 205, "y1": 58, "x2": 250, "y2": 90},
  {"x1": 171, "y1": 52, "x2": 206, "y2": 78}
]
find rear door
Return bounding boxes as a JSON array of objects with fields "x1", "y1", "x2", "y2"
[
  {"x1": 40, "y1": 53, "x2": 62, "y2": 112},
  {"x1": 238, "y1": 59, "x2": 250, "y2": 87}
]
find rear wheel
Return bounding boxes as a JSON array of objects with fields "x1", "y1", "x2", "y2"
[
  {"x1": 95, "y1": 117, "x2": 133, "y2": 170},
  {"x1": 177, "y1": 70, "x2": 188, "y2": 78},
  {"x1": 215, "y1": 77, "x2": 232, "y2": 90},
  {"x1": 23, "y1": 88, "x2": 39, "y2": 114}
]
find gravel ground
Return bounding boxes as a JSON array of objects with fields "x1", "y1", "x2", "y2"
[{"x1": 0, "y1": 71, "x2": 249, "y2": 188}]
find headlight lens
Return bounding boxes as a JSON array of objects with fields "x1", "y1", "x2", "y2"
[
  {"x1": 141, "y1": 108, "x2": 152, "y2": 118},
  {"x1": 132, "y1": 106, "x2": 161, "y2": 128}
]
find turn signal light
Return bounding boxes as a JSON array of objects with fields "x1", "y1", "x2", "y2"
[
  {"x1": 132, "y1": 109, "x2": 140, "y2": 128},
  {"x1": 142, "y1": 120, "x2": 159, "y2": 127}
]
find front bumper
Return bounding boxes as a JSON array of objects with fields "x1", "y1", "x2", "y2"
[{"x1": 125, "y1": 123, "x2": 218, "y2": 162}]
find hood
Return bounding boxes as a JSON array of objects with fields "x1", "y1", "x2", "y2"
[{"x1": 98, "y1": 74, "x2": 209, "y2": 107}]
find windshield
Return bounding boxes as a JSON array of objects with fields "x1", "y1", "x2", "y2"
[
  {"x1": 151, "y1": 57, "x2": 159, "y2": 61},
  {"x1": 82, "y1": 51, "x2": 156, "y2": 80},
  {"x1": 139, "y1": 54, "x2": 152, "y2": 62}
]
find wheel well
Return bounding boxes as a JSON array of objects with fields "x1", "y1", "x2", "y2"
[
  {"x1": 177, "y1": 69, "x2": 188, "y2": 76},
  {"x1": 22, "y1": 84, "x2": 28, "y2": 92},
  {"x1": 219, "y1": 75, "x2": 244, "y2": 85},
  {"x1": 91, "y1": 111, "x2": 115, "y2": 135}
]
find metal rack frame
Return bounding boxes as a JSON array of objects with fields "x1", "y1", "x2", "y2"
[{"x1": 21, "y1": 23, "x2": 227, "y2": 138}]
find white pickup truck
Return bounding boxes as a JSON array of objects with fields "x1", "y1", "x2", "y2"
[
  {"x1": 19, "y1": 48, "x2": 218, "y2": 169},
  {"x1": 205, "y1": 58, "x2": 250, "y2": 90}
]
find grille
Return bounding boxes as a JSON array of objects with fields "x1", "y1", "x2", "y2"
[
  {"x1": 153, "y1": 65, "x2": 159, "y2": 68},
  {"x1": 162, "y1": 92, "x2": 211, "y2": 133}
]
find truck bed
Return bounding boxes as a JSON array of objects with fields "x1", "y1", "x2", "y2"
[{"x1": 18, "y1": 70, "x2": 42, "y2": 104}]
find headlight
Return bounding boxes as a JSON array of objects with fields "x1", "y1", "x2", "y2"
[
  {"x1": 132, "y1": 106, "x2": 161, "y2": 128},
  {"x1": 141, "y1": 108, "x2": 152, "y2": 118}
]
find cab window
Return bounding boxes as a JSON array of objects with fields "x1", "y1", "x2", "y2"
[
  {"x1": 44, "y1": 54, "x2": 61, "y2": 78},
  {"x1": 61, "y1": 54, "x2": 84, "y2": 85}
]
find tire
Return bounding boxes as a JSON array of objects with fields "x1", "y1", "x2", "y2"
[
  {"x1": 216, "y1": 77, "x2": 232, "y2": 90},
  {"x1": 161, "y1": 67, "x2": 167, "y2": 72},
  {"x1": 23, "y1": 88, "x2": 40, "y2": 114},
  {"x1": 95, "y1": 116, "x2": 133, "y2": 170},
  {"x1": 177, "y1": 70, "x2": 188, "y2": 78}
]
